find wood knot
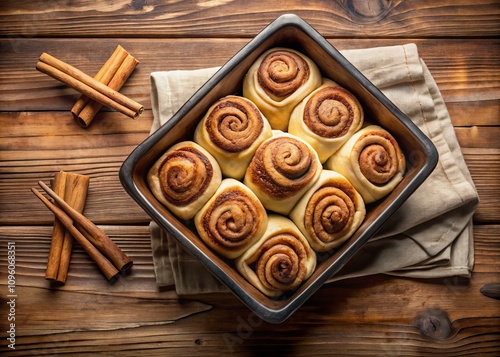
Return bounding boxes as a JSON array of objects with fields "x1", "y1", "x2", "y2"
[
  {"x1": 340, "y1": 0, "x2": 393, "y2": 24},
  {"x1": 414, "y1": 309, "x2": 452, "y2": 340},
  {"x1": 131, "y1": 0, "x2": 146, "y2": 11}
]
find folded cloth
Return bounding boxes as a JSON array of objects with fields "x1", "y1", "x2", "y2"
[{"x1": 149, "y1": 44, "x2": 479, "y2": 295}]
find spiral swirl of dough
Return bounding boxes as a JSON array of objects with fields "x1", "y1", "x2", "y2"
[
  {"x1": 204, "y1": 96, "x2": 265, "y2": 152},
  {"x1": 325, "y1": 125, "x2": 406, "y2": 203},
  {"x1": 255, "y1": 232, "x2": 308, "y2": 291},
  {"x1": 235, "y1": 215, "x2": 316, "y2": 298},
  {"x1": 254, "y1": 135, "x2": 318, "y2": 196},
  {"x1": 158, "y1": 147, "x2": 213, "y2": 206},
  {"x1": 194, "y1": 96, "x2": 272, "y2": 180},
  {"x1": 356, "y1": 131, "x2": 404, "y2": 185},
  {"x1": 194, "y1": 179, "x2": 268, "y2": 259},
  {"x1": 290, "y1": 170, "x2": 366, "y2": 252},
  {"x1": 147, "y1": 141, "x2": 222, "y2": 220},
  {"x1": 257, "y1": 50, "x2": 310, "y2": 101},
  {"x1": 243, "y1": 47, "x2": 322, "y2": 131},
  {"x1": 288, "y1": 81, "x2": 364, "y2": 162},
  {"x1": 244, "y1": 132, "x2": 321, "y2": 214},
  {"x1": 303, "y1": 85, "x2": 362, "y2": 138}
]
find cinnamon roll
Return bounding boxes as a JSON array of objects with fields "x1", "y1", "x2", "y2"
[
  {"x1": 194, "y1": 95, "x2": 272, "y2": 180},
  {"x1": 243, "y1": 47, "x2": 322, "y2": 131},
  {"x1": 235, "y1": 214, "x2": 316, "y2": 298},
  {"x1": 194, "y1": 178, "x2": 268, "y2": 259},
  {"x1": 243, "y1": 131, "x2": 322, "y2": 215},
  {"x1": 325, "y1": 125, "x2": 406, "y2": 203},
  {"x1": 288, "y1": 79, "x2": 364, "y2": 163},
  {"x1": 147, "y1": 141, "x2": 222, "y2": 220},
  {"x1": 289, "y1": 170, "x2": 366, "y2": 252}
]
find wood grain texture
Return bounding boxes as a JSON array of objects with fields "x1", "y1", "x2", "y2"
[
  {"x1": 0, "y1": 0, "x2": 499, "y2": 38},
  {"x1": 1, "y1": 38, "x2": 498, "y2": 123},
  {"x1": 1, "y1": 113, "x2": 498, "y2": 225},
  {"x1": 0, "y1": 225, "x2": 498, "y2": 355},
  {"x1": 0, "y1": 0, "x2": 499, "y2": 355}
]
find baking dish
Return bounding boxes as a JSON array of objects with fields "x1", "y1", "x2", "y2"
[{"x1": 119, "y1": 14, "x2": 438, "y2": 324}]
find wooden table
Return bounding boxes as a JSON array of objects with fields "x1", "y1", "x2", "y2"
[{"x1": 1, "y1": 1, "x2": 499, "y2": 355}]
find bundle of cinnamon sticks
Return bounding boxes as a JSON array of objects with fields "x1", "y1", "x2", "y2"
[
  {"x1": 36, "y1": 45, "x2": 142, "y2": 127},
  {"x1": 32, "y1": 171, "x2": 133, "y2": 283}
]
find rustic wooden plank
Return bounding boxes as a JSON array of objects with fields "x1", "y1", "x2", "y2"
[
  {"x1": 0, "y1": 111, "x2": 152, "y2": 225},
  {"x1": 447, "y1": 100, "x2": 500, "y2": 127},
  {"x1": 462, "y1": 149, "x2": 500, "y2": 223},
  {"x1": 1, "y1": 0, "x2": 499, "y2": 39},
  {"x1": 0, "y1": 225, "x2": 157, "y2": 289},
  {"x1": 456, "y1": 127, "x2": 500, "y2": 150},
  {"x1": 1, "y1": 38, "x2": 498, "y2": 128},
  {"x1": 0, "y1": 1, "x2": 497, "y2": 355},
  {"x1": 1, "y1": 112, "x2": 498, "y2": 225},
  {"x1": 1, "y1": 223, "x2": 496, "y2": 305},
  {"x1": 9, "y1": 285, "x2": 212, "y2": 333},
  {"x1": 0, "y1": 113, "x2": 497, "y2": 225},
  {"x1": 4, "y1": 318, "x2": 499, "y2": 356},
  {"x1": 457, "y1": 130, "x2": 500, "y2": 223},
  {"x1": 0, "y1": 224, "x2": 498, "y2": 355}
]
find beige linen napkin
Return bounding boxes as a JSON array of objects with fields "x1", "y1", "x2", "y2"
[{"x1": 149, "y1": 44, "x2": 479, "y2": 294}]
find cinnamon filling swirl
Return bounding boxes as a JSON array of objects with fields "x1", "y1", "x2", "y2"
[
  {"x1": 304, "y1": 86, "x2": 361, "y2": 138},
  {"x1": 257, "y1": 50, "x2": 310, "y2": 100},
  {"x1": 250, "y1": 136, "x2": 319, "y2": 198},
  {"x1": 158, "y1": 147, "x2": 213, "y2": 206},
  {"x1": 356, "y1": 131, "x2": 405, "y2": 185},
  {"x1": 201, "y1": 189, "x2": 265, "y2": 253},
  {"x1": 304, "y1": 182, "x2": 357, "y2": 244},
  {"x1": 205, "y1": 97, "x2": 264, "y2": 153},
  {"x1": 251, "y1": 232, "x2": 308, "y2": 292}
]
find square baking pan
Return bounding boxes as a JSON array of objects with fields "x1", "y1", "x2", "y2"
[{"x1": 119, "y1": 14, "x2": 438, "y2": 324}]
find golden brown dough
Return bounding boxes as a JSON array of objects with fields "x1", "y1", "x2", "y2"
[
  {"x1": 288, "y1": 79, "x2": 364, "y2": 163},
  {"x1": 242, "y1": 47, "x2": 322, "y2": 131},
  {"x1": 147, "y1": 141, "x2": 222, "y2": 220},
  {"x1": 289, "y1": 170, "x2": 366, "y2": 252},
  {"x1": 235, "y1": 214, "x2": 316, "y2": 298},
  {"x1": 325, "y1": 125, "x2": 406, "y2": 203},
  {"x1": 243, "y1": 131, "x2": 322, "y2": 215},
  {"x1": 194, "y1": 178, "x2": 268, "y2": 259},
  {"x1": 194, "y1": 95, "x2": 272, "y2": 180}
]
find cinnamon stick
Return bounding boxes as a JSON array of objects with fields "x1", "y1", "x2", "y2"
[
  {"x1": 37, "y1": 180, "x2": 133, "y2": 272},
  {"x1": 46, "y1": 172, "x2": 90, "y2": 283},
  {"x1": 74, "y1": 52, "x2": 139, "y2": 128},
  {"x1": 36, "y1": 53, "x2": 143, "y2": 119},
  {"x1": 71, "y1": 45, "x2": 129, "y2": 123},
  {"x1": 45, "y1": 172, "x2": 69, "y2": 280},
  {"x1": 56, "y1": 173, "x2": 90, "y2": 283},
  {"x1": 32, "y1": 188, "x2": 119, "y2": 283}
]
